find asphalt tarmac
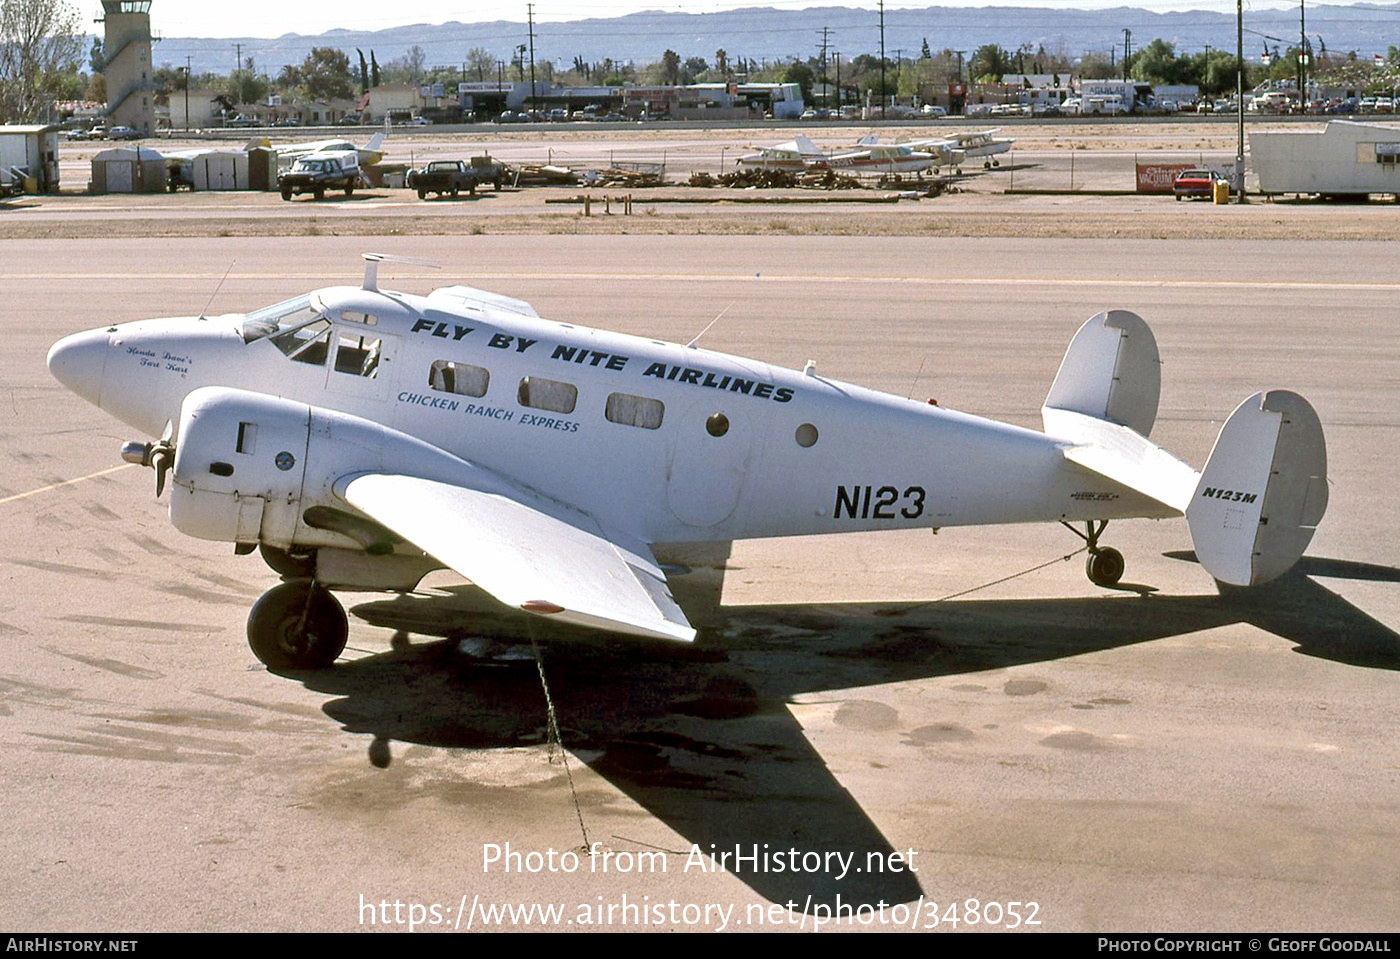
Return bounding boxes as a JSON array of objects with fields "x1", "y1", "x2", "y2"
[{"x1": 1, "y1": 233, "x2": 1396, "y2": 932}]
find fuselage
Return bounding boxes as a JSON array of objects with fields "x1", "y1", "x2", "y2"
[{"x1": 48, "y1": 282, "x2": 1168, "y2": 552}]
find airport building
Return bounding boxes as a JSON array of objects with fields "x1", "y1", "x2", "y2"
[
  {"x1": 0, "y1": 125, "x2": 60, "y2": 193},
  {"x1": 100, "y1": 1, "x2": 156, "y2": 137}
]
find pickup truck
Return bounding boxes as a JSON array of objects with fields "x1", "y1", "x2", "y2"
[
  {"x1": 407, "y1": 160, "x2": 480, "y2": 199},
  {"x1": 279, "y1": 150, "x2": 361, "y2": 200},
  {"x1": 466, "y1": 154, "x2": 510, "y2": 190}
]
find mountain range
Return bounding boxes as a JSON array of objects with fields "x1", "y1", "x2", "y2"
[{"x1": 152, "y1": 4, "x2": 1400, "y2": 78}]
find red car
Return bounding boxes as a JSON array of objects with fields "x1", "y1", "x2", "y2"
[{"x1": 1173, "y1": 169, "x2": 1226, "y2": 200}]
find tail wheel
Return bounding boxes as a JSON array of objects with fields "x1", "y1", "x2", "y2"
[
  {"x1": 1086, "y1": 547, "x2": 1125, "y2": 587},
  {"x1": 247, "y1": 580, "x2": 347, "y2": 671}
]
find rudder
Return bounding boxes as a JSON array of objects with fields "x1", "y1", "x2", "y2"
[
  {"x1": 1042, "y1": 309, "x2": 1161, "y2": 438},
  {"x1": 1186, "y1": 390, "x2": 1328, "y2": 586}
]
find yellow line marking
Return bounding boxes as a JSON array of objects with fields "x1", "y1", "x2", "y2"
[{"x1": 0, "y1": 463, "x2": 137, "y2": 506}]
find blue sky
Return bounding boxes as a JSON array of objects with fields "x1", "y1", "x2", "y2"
[{"x1": 155, "y1": 1, "x2": 1308, "y2": 39}]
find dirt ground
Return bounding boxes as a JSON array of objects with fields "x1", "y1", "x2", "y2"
[{"x1": 7, "y1": 119, "x2": 1400, "y2": 241}]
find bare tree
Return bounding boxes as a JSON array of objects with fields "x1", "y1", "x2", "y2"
[{"x1": 0, "y1": 0, "x2": 82, "y2": 121}]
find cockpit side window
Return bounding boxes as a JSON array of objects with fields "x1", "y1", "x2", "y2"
[
  {"x1": 241, "y1": 295, "x2": 320, "y2": 343},
  {"x1": 270, "y1": 318, "x2": 333, "y2": 366}
]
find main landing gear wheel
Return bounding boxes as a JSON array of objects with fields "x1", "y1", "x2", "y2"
[
  {"x1": 247, "y1": 580, "x2": 347, "y2": 670},
  {"x1": 1062, "y1": 520, "x2": 1125, "y2": 587},
  {"x1": 1086, "y1": 547, "x2": 1125, "y2": 587}
]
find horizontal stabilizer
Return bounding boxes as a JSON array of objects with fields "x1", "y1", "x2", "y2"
[
  {"x1": 1186, "y1": 391, "x2": 1328, "y2": 586},
  {"x1": 1043, "y1": 310, "x2": 1160, "y2": 438},
  {"x1": 1043, "y1": 408, "x2": 1198, "y2": 514}
]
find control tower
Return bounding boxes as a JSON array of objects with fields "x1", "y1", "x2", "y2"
[{"x1": 100, "y1": 1, "x2": 155, "y2": 135}]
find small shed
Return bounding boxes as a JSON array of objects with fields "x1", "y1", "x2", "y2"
[
  {"x1": 90, "y1": 146, "x2": 167, "y2": 193},
  {"x1": 1251, "y1": 120, "x2": 1400, "y2": 197},
  {"x1": 188, "y1": 150, "x2": 249, "y2": 190},
  {"x1": 0, "y1": 124, "x2": 60, "y2": 193}
]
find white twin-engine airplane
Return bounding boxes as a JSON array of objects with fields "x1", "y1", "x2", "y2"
[{"x1": 47, "y1": 256, "x2": 1328, "y2": 672}]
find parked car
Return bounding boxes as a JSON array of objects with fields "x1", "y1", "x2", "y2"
[
  {"x1": 107, "y1": 126, "x2": 141, "y2": 140},
  {"x1": 1173, "y1": 169, "x2": 1226, "y2": 200}
]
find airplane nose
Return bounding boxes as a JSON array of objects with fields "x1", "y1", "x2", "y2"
[{"x1": 47, "y1": 328, "x2": 109, "y2": 407}]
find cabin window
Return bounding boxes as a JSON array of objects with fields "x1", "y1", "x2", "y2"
[
  {"x1": 605, "y1": 392, "x2": 664, "y2": 430},
  {"x1": 333, "y1": 331, "x2": 383, "y2": 377},
  {"x1": 341, "y1": 311, "x2": 378, "y2": 326},
  {"x1": 270, "y1": 317, "x2": 332, "y2": 366},
  {"x1": 795, "y1": 423, "x2": 819, "y2": 448},
  {"x1": 429, "y1": 360, "x2": 490, "y2": 397},
  {"x1": 706, "y1": 412, "x2": 730, "y2": 437},
  {"x1": 517, "y1": 376, "x2": 577, "y2": 414}
]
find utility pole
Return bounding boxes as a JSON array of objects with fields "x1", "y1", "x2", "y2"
[
  {"x1": 184, "y1": 54, "x2": 191, "y2": 130},
  {"x1": 817, "y1": 26, "x2": 831, "y2": 108},
  {"x1": 878, "y1": 0, "x2": 886, "y2": 119},
  {"x1": 1236, "y1": 0, "x2": 1246, "y2": 202},
  {"x1": 527, "y1": 3, "x2": 537, "y2": 114},
  {"x1": 1298, "y1": 0, "x2": 1306, "y2": 104},
  {"x1": 1122, "y1": 29, "x2": 1132, "y2": 81}
]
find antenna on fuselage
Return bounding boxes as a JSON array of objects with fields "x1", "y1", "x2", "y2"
[
  {"x1": 361, "y1": 252, "x2": 441, "y2": 294},
  {"x1": 199, "y1": 260, "x2": 236, "y2": 320},
  {"x1": 687, "y1": 301, "x2": 735, "y2": 349}
]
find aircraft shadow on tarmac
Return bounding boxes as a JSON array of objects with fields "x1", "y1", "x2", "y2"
[{"x1": 287, "y1": 552, "x2": 1399, "y2": 908}]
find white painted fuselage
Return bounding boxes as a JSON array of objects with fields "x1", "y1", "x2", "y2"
[{"x1": 49, "y1": 282, "x2": 1168, "y2": 558}]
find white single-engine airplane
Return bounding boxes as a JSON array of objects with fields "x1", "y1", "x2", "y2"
[
  {"x1": 48, "y1": 256, "x2": 1328, "y2": 671},
  {"x1": 737, "y1": 134, "x2": 935, "y2": 175},
  {"x1": 246, "y1": 132, "x2": 386, "y2": 168},
  {"x1": 900, "y1": 128, "x2": 1014, "y2": 169},
  {"x1": 734, "y1": 135, "x2": 828, "y2": 171}
]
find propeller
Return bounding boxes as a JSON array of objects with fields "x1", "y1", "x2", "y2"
[{"x1": 120, "y1": 421, "x2": 175, "y2": 497}]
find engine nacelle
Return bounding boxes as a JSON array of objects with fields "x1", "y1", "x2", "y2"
[{"x1": 170, "y1": 386, "x2": 472, "y2": 552}]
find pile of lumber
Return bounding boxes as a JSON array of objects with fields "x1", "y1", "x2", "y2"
[{"x1": 688, "y1": 169, "x2": 865, "y2": 190}]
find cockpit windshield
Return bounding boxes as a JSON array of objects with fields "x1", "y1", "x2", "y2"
[{"x1": 240, "y1": 295, "x2": 322, "y2": 344}]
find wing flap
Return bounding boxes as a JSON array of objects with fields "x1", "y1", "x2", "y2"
[{"x1": 339, "y1": 473, "x2": 694, "y2": 642}]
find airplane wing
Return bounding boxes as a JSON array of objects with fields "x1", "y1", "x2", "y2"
[{"x1": 336, "y1": 472, "x2": 696, "y2": 643}]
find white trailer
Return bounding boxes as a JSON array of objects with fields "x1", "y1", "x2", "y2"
[{"x1": 1251, "y1": 120, "x2": 1400, "y2": 197}]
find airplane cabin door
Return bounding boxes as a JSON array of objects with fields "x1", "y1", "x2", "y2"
[
  {"x1": 325, "y1": 326, "x2": 397, "y2": 401},
  {"x1": 666, "y1": 404, "x2": 754, "y2": 528}
]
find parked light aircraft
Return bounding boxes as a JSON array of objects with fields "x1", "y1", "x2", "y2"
[
  {"x1": 47, "y1": 256, "x2": 1328, "y2": 671},
  {"x1": 737, "y1": 134, "x2": 934, "y2": 176},
  {"x1": 246, "y1": 132, "x2": 386, "y2": 168},
  {"x1": 734, "y1": 134, "x2": 827, "y2": 171},
  {"x1": 899, "y1": 128, "x2": 1014, "y2": 168},
  {"x1": 855, "y1": 133, "x2": 964, "y2": 170},
  {"x1": 809, "y1": 140, "x2": 936, "y2": 176}
]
